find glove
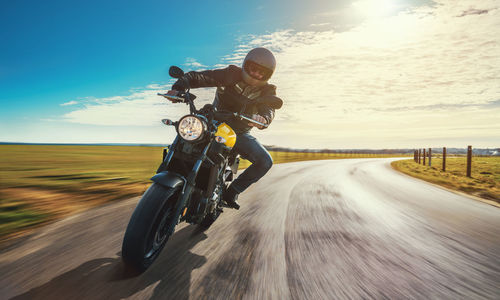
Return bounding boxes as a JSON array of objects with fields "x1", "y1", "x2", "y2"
[
  {"x1": 165, "y1": 90, "x2": 183, "y2": 103},
  {"x1": 171, "y1": 77, "x2": 188, "y2": 92}
]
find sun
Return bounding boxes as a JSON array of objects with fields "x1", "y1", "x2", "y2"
[{"x1": 352, "y1": 0, "x2": 400, "y2": 19}]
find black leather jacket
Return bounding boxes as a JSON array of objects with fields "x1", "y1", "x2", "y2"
[{"x1": 172, "y1": 65, "x2": 281, "y2": 134}]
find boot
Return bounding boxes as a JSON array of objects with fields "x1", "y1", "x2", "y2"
[{"x1": 223, "y1": 186, "x2": 240, "y2": 210}]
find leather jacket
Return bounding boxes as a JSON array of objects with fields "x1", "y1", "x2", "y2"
[{"x1": 172, "y1": 65, "x2": 281, "y2": 133}]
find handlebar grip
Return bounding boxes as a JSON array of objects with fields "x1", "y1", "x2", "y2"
[
  {"x1": 157, "y1": 93, "x2": 185, "y2": 102},
  {"x1": 238, "y1": 114, "x2": 269, "y2": 128}
]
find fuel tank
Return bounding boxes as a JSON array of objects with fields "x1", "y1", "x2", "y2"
[{"x1": 215, "y1": 123, "x2": 237, "y2": 148}]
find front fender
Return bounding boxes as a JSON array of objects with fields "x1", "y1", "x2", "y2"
[{"x1": 150, "y1": 171, "x2": 185, "y2": 190}]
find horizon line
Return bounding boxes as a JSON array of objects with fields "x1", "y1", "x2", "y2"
[{"x1": 1, "y1": 142, "x2": 499, "y2": 151}]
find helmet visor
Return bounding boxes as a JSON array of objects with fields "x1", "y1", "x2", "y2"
[{"x1": 244, "y1": 60, "x2": 273, "y2": 81}]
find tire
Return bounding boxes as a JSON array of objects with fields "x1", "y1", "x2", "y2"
[
  {"x1": 198, "y1": 209, "x2": 221, "y2": 229},
  {"x1": 121, "y1": 183, "x2": 180, "y2": 273}
]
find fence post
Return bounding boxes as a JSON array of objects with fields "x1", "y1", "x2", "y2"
[
  {"x1": 418, "y1": 149, "x2": 421, "y2": 164},
  {"x1": 442, "y1": 147, "x2": 446, "y2": 172},
  {"x1": 423, "y1": 148, "x2": 426, "y2": 165},
  {"x1": 428, "y1": 148, "x2": 431, "y2": 166},
  {"x1": 467, "y1": 145, "x2": 472, "y2": 177},
  {"x1": 414, "y1": 150, "x2": 417, "y2": 162}
]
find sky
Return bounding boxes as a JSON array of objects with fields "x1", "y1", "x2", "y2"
[{"x1": 1, "y1": 0, "x2": 499, "y2": 149}]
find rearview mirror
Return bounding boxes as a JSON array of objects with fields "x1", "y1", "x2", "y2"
[
  {"x1": 169, "y1": 66, "x2": 185, "y2": 79},
  {"x1": 258, "y1": 95, "x2": 283, "y2": 109}
]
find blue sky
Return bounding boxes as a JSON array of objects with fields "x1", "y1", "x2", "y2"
[
  {"x1": 1, "y1": 0, "x2": 499, "y2": 148},
  {"x1": 1, "y1": 0, "x2": 351, "y2": 130},
  {"x1": 1, "y1": 0, "x2": 359, "y2": 102}
]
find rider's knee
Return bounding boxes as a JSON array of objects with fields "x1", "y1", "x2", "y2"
[{"x1": 259, "y1": 154, "x2": 273, "y2": 172}]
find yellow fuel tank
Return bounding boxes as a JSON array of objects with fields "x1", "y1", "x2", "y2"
[{"x1": 215, "y1": 123, "x2": 237, "y2": 148}]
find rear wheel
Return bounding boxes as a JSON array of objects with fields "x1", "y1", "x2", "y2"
[
  {"x1": 122, "y1": 183, "x2": 180, "y2": 273},
  {"x1": 199, "y1": 205, "x2": 222, "y2": 229}
]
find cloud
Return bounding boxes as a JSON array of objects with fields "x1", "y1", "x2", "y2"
[
  {"x1": 457, "y1": 8, "x2": 490, "y2": 17},
  {"x1": 370, "y1": 100, "x2": 500, "y2": 112},
  {"x1": 309, "y1": 23, "x2": 331, "y2": 27},
  {"x1": 60, "y1": 100, "x2": 78, "y2": 106},
  {"x1": 219, "y1": 0, "x2": 500, "y2": 147},
  {"x1": 62, "y1": 84, "x2": 217, "y2": 126},
  {"x1": 213, "y1": 64, "x2": 228, "y2": 68},
  {"x1": 59, "y1": 0, "x2": 500, "y2": 148},
  {"x1": 184, "y1": 57, "x2": 207, "y2": 68}
]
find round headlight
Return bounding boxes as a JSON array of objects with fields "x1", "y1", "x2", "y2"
[{"x1": 178, "y1": 115, "x2": 206, "y2": 142}]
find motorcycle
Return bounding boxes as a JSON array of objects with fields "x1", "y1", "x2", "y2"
[{"x1": 121, "y1": 66, "x2": 281, "y2": 273}]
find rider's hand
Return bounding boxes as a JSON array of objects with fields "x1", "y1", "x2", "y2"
[
  {"x1": 166, "y1": 90, "x2": 180, "y2": 96},
  {"x1": 248, "y1": 114, "x2": 267, "y2": 130},
  {"x1": 165, "y1": 90, "x2": 182, "y2": 103}
]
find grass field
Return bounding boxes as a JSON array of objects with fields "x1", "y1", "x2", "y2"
[
  {"x1": 0, "y1": 145, "x2": 161, "y2": 243},
  {"x1": 239, "y1": 150, "x2": 400, "y2": 168},
  {"x1": 0, "y1": 144, "x2": 405, "y2": 245},
  {"x1": 391, "y1": 157, "x2": 500, "y2": 203}
]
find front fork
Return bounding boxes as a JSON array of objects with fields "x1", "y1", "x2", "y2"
[{"x1": 156, "y1": 136, "x2": 179, "y2": 174}]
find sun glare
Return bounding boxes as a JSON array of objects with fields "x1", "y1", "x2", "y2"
[{"x1": 352, "y1": 0, "x2": 399, "y2": 19}]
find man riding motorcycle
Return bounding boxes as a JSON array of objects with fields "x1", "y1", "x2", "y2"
[{"x1": 166, "y1": 47, "x2": 282, "y2": 210}]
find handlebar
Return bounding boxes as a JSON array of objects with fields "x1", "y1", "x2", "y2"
[
  {"x1": 212, "y1": 110, "x2": 268, "y2": 128},
  {"x1": 237, "y1": 113, "x2": 268, "y2": 128},
  {"x1": 157, "y1": 93, "x2": 185, "y2": 102},
  {"x1": 157, "y1": 92, "x2": 197, "y2": 102},
  {"x1": 159, "y1": 92, "x2": 268, "y2": 128}
]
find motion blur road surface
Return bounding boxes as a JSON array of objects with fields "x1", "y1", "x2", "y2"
[{"x1": 1, "y1": 158, "x2": 499, "y2": 299}]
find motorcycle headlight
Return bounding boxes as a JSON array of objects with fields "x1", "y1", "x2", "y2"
[{"x1": 177, "y1": 115, "x2": 206, "y2": 142}]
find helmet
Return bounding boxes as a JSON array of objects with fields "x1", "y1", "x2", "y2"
[{"x1": 242, "y1": 47, "x2": 276, "y2": 87}]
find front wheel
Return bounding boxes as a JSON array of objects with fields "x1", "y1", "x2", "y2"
[{"x1": 121, "y1": 183, "x2": 180, "y2": 273}]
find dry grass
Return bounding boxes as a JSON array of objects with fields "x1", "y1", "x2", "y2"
[
  {"x1": 239, "y1": 150, "x2": 401, "y2": 168},
  {"x1": 391, "y1": 157, "x2": 500, "y2": 203},
  {"x1": 0, "y1": 145, "x2": 159, "y2": 243}
]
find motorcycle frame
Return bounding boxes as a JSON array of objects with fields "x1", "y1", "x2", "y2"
[
  {"x1": 154, "y1": 128, "x2": 226, "y2": 225},
  {"x1": 153, "y1": 76, "x2": 243, "y2": 227}
]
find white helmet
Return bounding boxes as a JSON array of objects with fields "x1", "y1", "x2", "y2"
[{"x1": 242, "y1": 47, "x2": 276, "y2": 87}]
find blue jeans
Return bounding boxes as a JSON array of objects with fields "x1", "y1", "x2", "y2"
[{"x1": 230, "y1": 133, "x2": 273, "y2": 193}]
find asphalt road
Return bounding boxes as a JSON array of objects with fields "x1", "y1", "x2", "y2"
[{"x1": 1, "y1": 158, "x2": 499, "y2": 299}]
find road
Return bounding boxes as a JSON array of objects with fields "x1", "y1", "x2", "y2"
[{"x1": 1, "y1": 158, "x2": 499, "y2": 299}]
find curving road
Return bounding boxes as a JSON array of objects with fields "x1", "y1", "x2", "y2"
[{"x1": 1, "y1": 158, "x2": 499, "y2": 299}]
